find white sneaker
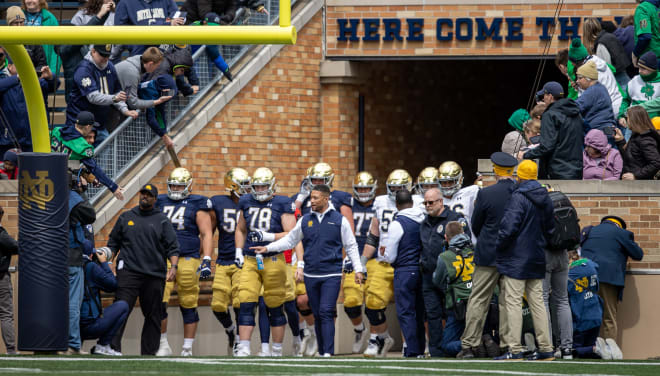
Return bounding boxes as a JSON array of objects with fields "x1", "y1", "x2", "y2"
[
  {"x1": 181, "y1": 347, "x2": 193, "y2": 357},
  {"x1": 235, "y1": 343, "x2": 251, "y2": 357},
  {"x1": 156, "y1": 340, "x2": 172, "y2": 357},
  {"x1": 304, "y1": 332, "x2": 317, "y2": 357},
  {"x1": 271, "y1": 347, "x2": 283, "y2": 357},
  {"x1": 258, "y1": 350, "x2": 271, "y2": 357},
  {"x1": 595, "y1": 337, "x2": 612, "y2": 360},
  {"x1": 93, "y1": 344, "x2": 122, "y2": 356},
  {"x1": 292, "y1": 340, "x2": 302, "y2": 357},
  {"x1": 353, "y1": 330, "x2": 366, "y2": 354},
  {"x1": 605, "y1": 338, "x2": 623, "y2": 360},
  {"x1": 363, "y1": 338, "x2": 379, "y2": 358},
  {"x1": 378, "y1": 336, "x2": 394, "y2": 358},
  {"x1": 322, "y1": 353, "x2": 331, "y2": 357}
]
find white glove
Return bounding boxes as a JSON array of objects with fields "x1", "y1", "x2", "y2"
[
  {"x1": 296, "y1": 178, "x2": 311, "y2": 202},
  {"x1": 235, "y1": 248, "x2": 244, "y2": 268}
]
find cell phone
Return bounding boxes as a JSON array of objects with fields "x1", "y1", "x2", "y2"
[{"x1": 173, "y1": 11, "x2": 187, "y2": 22}]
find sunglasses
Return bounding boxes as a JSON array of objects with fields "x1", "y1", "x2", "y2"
[{"x1": 423, "y1": 199, "x2": 440, "y2": 206}]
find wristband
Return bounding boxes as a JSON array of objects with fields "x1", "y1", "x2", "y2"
[{"x1": 297, "y1": 261, "x2": 305, "y2": 269}]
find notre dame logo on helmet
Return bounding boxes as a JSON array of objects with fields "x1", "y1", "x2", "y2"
[{"x1": 19, "y1": 170, "x2": 55, "y2": 210}]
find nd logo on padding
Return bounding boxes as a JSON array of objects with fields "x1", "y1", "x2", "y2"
[{"x1": 19, "y1": 170, "x2": 55, "y2": 210}]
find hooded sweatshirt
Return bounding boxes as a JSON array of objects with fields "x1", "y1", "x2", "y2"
[
  {"x1": 496, "y1": 180, "x2": 555, "y2": 280},
  {"x1": 382, "y1": 206, "x2": 425, "y2": 268},
  {"x1": 139, "y1": 74, "x2": 178, "y2": 137},
  {"x1": 576, "y1": 82, "x2": 619, "y2": 134},
  {"x1": 583, "y1": 129, "x2": 623, "y2": 180},
  {"x1": 115, "y1": 55, "x2": 156, "y2": 110},
  {"x1": 620, "y1": 71, "x2": 660, "y2": 119}
]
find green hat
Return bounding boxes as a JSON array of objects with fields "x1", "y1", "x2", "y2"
[
  {"x1": 508, "y1": 108, "x2": 530, "y2": 131},
  {"x1": 568, "y1": 38, "x2": 589, "y2": 62}
]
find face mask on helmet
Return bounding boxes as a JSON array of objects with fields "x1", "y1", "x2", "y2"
[
  {"x1": 167, "y1": 168, "x2": 192, "y2": 200},
  {"x1": 251, "y1": 182, "x2": 274, "y2": 202},
  {"x1": 386, "y1": 169, "x2": 412, "y2": 200},
  {"x1": 438, "y1": 162, "x2": 463, "y2": 198},
  {"x1": 307, "y1": 163, "x2": 335, "y2": 189},
  {"x1": 353, "y1": 172, "x2": 377, "y2": 203},
  {"x1": 225, "y1": 168, "x2": 251, "y2": 199}
]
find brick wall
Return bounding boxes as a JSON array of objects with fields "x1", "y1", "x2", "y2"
[
  {"x1": 326, "y1": 3, "x2": 636, "y2": 57},
  {"x1": 96, "y1": 11, "x2": 335, "y2": 244}
]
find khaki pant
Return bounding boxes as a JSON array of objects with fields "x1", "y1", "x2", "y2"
[
  {"x1": 501, "y1": 276, "x2": 553, "y2": 354},
  {"x1": 598, "y1": 282, "x2": 619, "y2": 340},
  {"x1": 460, "y1": 266, "x2": 508, "y2": 349}
]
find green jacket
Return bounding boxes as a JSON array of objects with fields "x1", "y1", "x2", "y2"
[
  {"x1": 433, "y1": 233, "x2": 474, "y2": 311},
  {"x1": 50, "y1": 127, "x2": 94, "y2": 161},
  {"x1": 634, "y1": 1, "x2": 660, "y2": 58},
  {"x1": 620, "y1": 72, "x2": 660, "y2": 119}
]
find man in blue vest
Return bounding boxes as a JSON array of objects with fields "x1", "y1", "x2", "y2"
[
  {"x1": 251, "y1": 185, "x2": 365, "y2": 357},
  {"x1": 380, "y1": 189, "x2": 426, "y2": 358}
]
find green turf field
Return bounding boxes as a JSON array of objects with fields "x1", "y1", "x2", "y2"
[{"x1": 1, "y1": 357, "x2": 660, "y2": 376}]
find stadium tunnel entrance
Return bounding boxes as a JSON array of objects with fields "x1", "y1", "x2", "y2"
[{"x1": 351, "y1": 58, "x2": 565, "y2": 190}]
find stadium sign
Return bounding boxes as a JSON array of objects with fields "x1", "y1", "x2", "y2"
[{"x1": 336, "y1": 17, "x2": 626, "y2": 43}]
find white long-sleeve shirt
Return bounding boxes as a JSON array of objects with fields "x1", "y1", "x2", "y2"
[{"x1": 266, "y1": 205, "x2": 364, "y2": 277}]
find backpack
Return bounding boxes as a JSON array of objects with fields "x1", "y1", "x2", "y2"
[{"x1": 547, "y1": 191, "x2": 581, "y2": 251}]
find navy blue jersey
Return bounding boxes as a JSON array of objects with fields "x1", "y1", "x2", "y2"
[
  {"x1": 157, "y1": 194, "x2": 213, "y2": 258},
  {"x1": 67, "y1": 59, "x2": 122, "y2": 131},
  {"x1": 300, "y1": 189, "x2": 353, "y2": 216},
  {"x1": 240, "y1": 195, "x2": 295, "y2": 256},
  {"x1": 352, "y1": 200, "x2": 375, "y2": 255},
  {"x1": 211, "y1": 195, "x2": 240, "y2": 265},
  {"x1": 115, "y1": 0, "x2": 178, "y2": 26}
]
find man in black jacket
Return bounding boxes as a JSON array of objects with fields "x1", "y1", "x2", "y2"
[
  {"x1": 109, "y1": 183, "x2": 179, "y2": 355},
  {"x1": 458, "y1": 152, "x2": 517, "y2": 359},
  {"x1": 420, "y1": 187, "x2": 471, "y2": 357},
  {"x1": 0, "y1": 205, "x2": 18, "y2": 354},
  {"x1": 522, "y1": 81, "x2": 584, "y2": 179}
]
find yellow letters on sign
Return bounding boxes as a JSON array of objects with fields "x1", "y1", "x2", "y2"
[{"x1": 19, "y1": 170, "x2": 55, "y2": 210}]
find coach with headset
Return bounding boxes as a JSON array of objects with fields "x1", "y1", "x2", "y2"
[{"x1": 251, "y1": 185, "x2": 365, "y2": 357}]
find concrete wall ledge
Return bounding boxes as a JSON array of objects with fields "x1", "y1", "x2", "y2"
[
  {"x1": 327, "y1": 0, "x2": 635, "y2": 6},
  {"x1": 477, "y1": 159, "x2": 660, "y2": 196}
]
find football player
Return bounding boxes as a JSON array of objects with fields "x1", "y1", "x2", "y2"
[
  {"x1": 438, "y1": 161, "x2": 480, "y2": 243},
  {"x1": 361, "y1": 169, "x2": 423, "y2": 357},
  {"x1": 156, "y1": 167, "x2": 214, "y2": 356},
  {"x1": 234, "y1": 167, "x2": 297, "y2": 357},
  {"x1": 416, "y1": 167, "x2": 440, "y2": 195},
  {"x1": 343, "y1": 171, "x2": 377, "y2": 353},
  {"x1": 210, "y1": 168, "x2": 251, "y2": 355}
]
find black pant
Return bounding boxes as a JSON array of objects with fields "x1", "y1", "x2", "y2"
[
  {"x1": 422, "y1": 271, "x2": 445, "y2": 357},
  {"x1": 110, "y1": 269, "x2": 164, "y2": 355}
]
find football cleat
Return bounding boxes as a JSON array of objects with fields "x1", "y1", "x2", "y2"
[
  {"x1": 378, "y1": 336, "x2": 394, "y2": 357},
  {"x1": 226, "y1": 330, "x2": 236, "y2": 356},
  {"x1": 251, "y1": 167, "x2": 276, "y2": 202},
  {"x1": 416, "y1": 167, "x2": 440, "y2": 195},
  {"x1": 307, "y1": 162, "x2": 335, "y2": 188},
  {"x1": 363, "y1": 338, "x2": 379, "y2": 358},
  {"x1": 386, "y1": 169, "x2": 413, "y2": 199},
  {"x1": 293, "y1": 339, "x2": 303, "y2": 357},
  {"x1": 271, "y1": 346, "x2": 283, "y2": 357},
  {"x1": 438, "y1": 161, "x2": 464, "y2": 198},
  {"x1": 352, "y1": 329, "x2": 366, "y2": 354},
  {"x1": 225, "y1": 167, "x2": 251, "y2": 198},
  {"x1": 167, "y1": 167, "x2": 193, "y2": 200},
  {"x1": 352, "y1": 171, "x2": 377, "y2": 203},
  {"x1": 235, "y1": 343, "x2": 251, "y2": 357},
  {"x1": 181, "y1": 347, "x2": 193, "y2": 357},
  {"x1": 156, "y1": 339, "x2": 172, "y2": 357},
  {"x1": 304, "y1": 331, "x2": 317, "y2": 357}
]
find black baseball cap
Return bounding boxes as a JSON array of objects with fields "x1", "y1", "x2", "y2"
[
  {"x1": 75, "y1": 111, "x2": 99, "y2": 127},
  {"x1": 139, "y1": 183, "x2": 158, "y2": 198},
  {"x1": 93, "y1": 44, "x2": 112, "y2": 57}
]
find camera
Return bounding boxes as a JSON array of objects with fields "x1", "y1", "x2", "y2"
[{"x1": 93, "y1": 247, "x2": 113, "y2": 263}]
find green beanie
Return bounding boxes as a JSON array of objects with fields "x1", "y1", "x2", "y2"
[
  {"x1": 568, "y1": 38, "x2": 588, "y2": 62},
  {"x1": 508, "y1": 108, "x2": 531, "y2": 131}
]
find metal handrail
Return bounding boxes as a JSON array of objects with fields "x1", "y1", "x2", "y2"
[{"x1": 89, "y1": 0, "x2": 288, "y2": 203}]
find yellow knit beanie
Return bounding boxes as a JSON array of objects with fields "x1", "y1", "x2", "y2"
[{"x1": 517, "y1": 160, "x2": 538, "y2": 180}]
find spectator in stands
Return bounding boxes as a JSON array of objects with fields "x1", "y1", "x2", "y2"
[
  {"x1": 0, "y1": 205, "x2": 18, "y2": 355},
  {"x1": 81, "y1": 246, "x2": 129, "y2": 356},
  {"x1": 149, "y1": 45, "x2": 200, "y2": 96},
  {"x1": 61, "y1": 0, "x2": 116, "y2": 102},
  {"x1": 501, "y1": 109, "x2": 529, "y2": 157},
  {"x1": 580, "y1": 215, "x2": 644, "y2": 359},
  {"x1": 0, "y1": 49, "x2": 53, "y2": 155},
  {"x1": 6, "y1": 7, "x2": 49, "y2": 75},
  {"x1": 620, "y1": 52, "x2": 660, "y2": 122},
  {"x1": 615, "y1": 16, "x2": 635, "y2": 59},
  {"x1": 521, "y1": 82, "x2": 583, "y2": 180},
  {"x1": 616, "y1": 106, "x2": 660, "y2": 180},
  {"x1": 575, "y1": 61, "x2": 619, "y2": 143},
  {"x1": 138, "y1": 75, "x2": 178, "y2": 148},
  {"x1": 566, "y1": 250, "x2": 609, "y2": 359},
  {"x1": 583, "y1": 129, "x2": 623, "y2": 180},
  {"x1": 67, "y1": 44, "x2": 138, "y2": 146},
  {"x1": 114, "y1": 0, "x2": 181, "y2": 56},
  {"x1": 21, "y1": 0, "x2": 61, "y2": 74},
  {"x1": 570, "y1": 38, "x2": 623, "y2": 117},
  {"x1": 181, "y1": 0, "x2": 238, "y2": 24},
  {"x1": 632, "y1": 0, "x2": 660, "y2": 68},
  {"x1": 582, "y1": 18, "x2": 632, "y2": 87},
  {"x1": 189, "y1": 13, "x2": 234, "y2": 81},
  {"x1": 115, "y1": 47, "x2": 172, "y2": 111},
  {"x1": 495, "y1": 160, "x2": 555, "y2": 361},
  {"x1": 555, "y1": 49, "x2": 579, "y2": 100},
  {"x1": 0, "y1": 151, "x2": 19, "y2": 180}
]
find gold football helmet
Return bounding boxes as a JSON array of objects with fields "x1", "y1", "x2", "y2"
[
  {"x1": 438, "y1": 161, "x2": 463, "y2": 197},
  {"x1": 352, "y1": 171, "x2": 377, "y2": 203},
  {"x1": 307, "y1": 162, "x2": 334, "y2": 188},
  {"x1": 225, "y1": 167, "x2": 251, "y2": 198},
  {"x1": 416, "y1": 167, "x2": 440, "y2": 195},
  {"x1": 251, "y1": 167, "x2": 276, "y2": 202},
  {"x1": 386, "y1": 169, "x2": 413, "y2": 199},
  {"x1": 167, "y1": 167, "x2": 193, "y2": 200}
]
